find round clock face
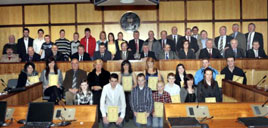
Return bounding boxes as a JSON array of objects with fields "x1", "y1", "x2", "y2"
[{"x1": 120, "y1": 12, "x2": 140, "y2": 32}]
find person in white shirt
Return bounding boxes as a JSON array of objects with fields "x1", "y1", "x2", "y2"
[
  {"x1": 33, "y1": 29, "x2": 45, "y2": 56},
  {"x1": 164, "y1": 73, "x2": 181, "y2": 96},
  {"x1": 100, "y1": 73, "x2": 126, "y2": 128}
]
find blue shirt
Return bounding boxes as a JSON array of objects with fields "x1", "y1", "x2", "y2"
[
  {"x1": 201, "y1": 39, "x2": 207, "y2": 49},
  {"x1": 194, "y1": 66, "x2": 219, "y2": 85}
]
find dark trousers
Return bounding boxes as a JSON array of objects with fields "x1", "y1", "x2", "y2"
[
  {"x1": 125, "y1": 92, "x2": 133, "y2": 121},
  {"x1": 44, "y1": 86, "x2": 63, "y2": 103}
]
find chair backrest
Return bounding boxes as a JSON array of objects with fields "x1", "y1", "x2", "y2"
[{"x1": 7, "y1": 79, "x2": 18, "y2": 89}]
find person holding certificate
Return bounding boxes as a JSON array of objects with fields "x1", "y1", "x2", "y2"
[
  {"x1": 145, "y1": 57, "x2": 163, "y2": 91},
  {"x1": 40, "y1": 57, "x2": 63, "y2": 103},
  {"x1": 130, "y1": 73, "x2": 153, "y2": 127},
  {"x1": 118, "y1": 60, "x2": 137, "y2": 122},
  {"x1": 175, "y1": 64, "x2": 186, "y2": 87},
  {"x1": 197, "y1": 68, "x2": 222, "y2": 102},
  {"x1": 180, "y1": 74, "x2": 197, "y2": 103},
  {"x1": 100, "y1": 73, "x2": 126, "y2": 128},
  {"x1": 16, "y1": 62, "x2": 39, "y2": 88},
  {"x1": 152, "y1": 81, "x2": 171, "y2": 128}
]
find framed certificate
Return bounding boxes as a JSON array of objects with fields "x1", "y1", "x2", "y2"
[
  {"x1": 148, "y1": 77, "x2": 158, "y2": 91},
  {"x1": 232, "y1": 75, "x2": 244, "y2": 84},
  {"x1": 48, "y1": 74, "x2": 58, "y2": 86},
  {"x1": 171, "y1": 95, "x2": 181, "y2": 103},
  {"x1": 122, "y1": 76, "x2": 132, "y2": 91},
  {"x1": 205, "y1": 97, "x2": 216, "y2": 103},
  {"x1": 136, "y1": 112, "x2": 147, "y2": 124},
  {"x1": 154, "y1": 102, "x2": 163, "y2": 117},
  {"x1": 108, "y1": 106, "x2": 118, "y2": 122},
  {"x1": 28, "y1": 76, "x2": 40, "y2": 84},
  {"x1": 216, "y1": 74, "x2": 225, "y2": 88}
]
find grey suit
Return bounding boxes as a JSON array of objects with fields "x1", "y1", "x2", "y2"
[
  {"x1": 145, "y1": 39, "x2": 162, "y2": 59},
  {"x1": 229, "y1": 32, "x2": 246, "y2": 54},
  {"x1": 158, "y1": 51, "x2": 178, "y2": 60},
  {"x1": 180, "y1": 87, "x2": 198, "y2": 103},
  {"x1": 224, "y1": 48, "x2": 245, "y2": 58},
  {"x1": 93, "y1": 51, "x2": 112, "y2": 61}
]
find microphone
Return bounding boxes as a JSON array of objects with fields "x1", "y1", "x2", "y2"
[
  {"x1": 261, "y1": 98, "x2": 268, "y2": 107},
  {"x1": 256, "y1": 75, "x2": 267, "y2": 86}
]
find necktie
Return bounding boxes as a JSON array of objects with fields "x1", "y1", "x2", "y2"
[
  {"x1": 162, "y1": 40, "x2": 164, "y2": 48},
  {"x1": 135, "y1": 40, "x2": 139, "y2": 53},
  {"x1": 80, "y1": 56, "x2": 83, "y2": 61},
  {"x1": 144, "y1": 53, "x2": 147, "y2": 57},
  {"x1": 165, "y1": 52, "x2": 169, "y2": 60},
  {"x1": 255, "y1": 50, "x2": 258, "y2": 58},
  {"x1": 187, "y1": 36, "x2": 190, "y2": 42},
  {"x1": 247, "y1": 33, "x2": 252, "y2": 50},
  {"x1": 72, "y1": 71, "x2": 77, "y2": 88},
  {"x1": 219, "y1": 37, "x2": 224, "y2": 54},
  {"x1": 233, "y1": 49, "x2": 237, "y2": 57},
  {"x1": 29, "y1": 56, "x2": 33, "y2": 61},
  {"x1": 8, "y1": 57, "x2": 11, "y2": 60},
  {"x1": 209, "y1": 49, "x2": 212, "y2": 58},
  {"x1": 101, "y1": 53, "x2": 104, "y2": 58}
]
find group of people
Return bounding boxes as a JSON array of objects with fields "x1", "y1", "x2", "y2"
[
  {"x1": 16, "y1": 55, "x2": 246, "y2": 127},
  {"x1": 1, "y1": 23, "x2": 267, "y2": 63}
]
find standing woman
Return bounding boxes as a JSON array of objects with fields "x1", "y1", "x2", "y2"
[
  {"x1": 180, "y1": 74, "x2": 197, "y2": 103},
  {"x1": 145, "y1": 57, "x2": 163, "y2": 83},
  {"x1": 107, "y1": 33, "x2": 117, "y2": 59},
  {"x1": 118, "y1": 60, "x2": 137, "y2": 122},
  {"x1": 178, "y1": 40, "x2": 196, "y2": 59},
  {"x1": 96, "y1": 31, "x2": 107, "y2": 51},
  {"x1": 175, "y1": 64, "x2": 186, "y2": 87},
  {"x1": 115, "y1": 32, "x2": 128, "y2": 51},
  {"x1": 40, "y1": 57, "x2": 63, "y2": 103},
  {"x1": 17, "y1": 62, "x2": 39, "y2": 88},
  {"x1": 87, "y1": 59, "x2": 110, "y2": 120},
  {"x1": 197, "y1": 68, "x2": 222, "y2": 102}
]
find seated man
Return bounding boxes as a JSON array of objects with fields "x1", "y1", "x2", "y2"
[
  {"x1": 71, "y1": 45, "x2": 91, "y2": 61},
  {"x1": 221, "y1": 56, "x2": 247, "y2": 84},
  {"x1": 93, "y1": 43, "x2": 112, "y2": 61},
  {"x1": 0, "y1": 47, "x2": 20, "y2": 62},
  {"x1": 158, "y1": 44, "x2": 178, "y2": 60},
  {"x1": 63, "y1": 58, "x2": 87, "y2": 105},
  {"x1": 224, "y1": 39, "x2": 244, "y2": 58},
  {"x1": 45, "y1": 44, "x2": 65, "y2": 61},
  {"x1": 246, "y1": 41, "x2": 267, "y2": 58},
  {"x1": 140, "y1": 43, "x2": 157, "y2": 60},
  {"x1": 113, "y1": 42, "x2": 134, "y2": 60},
  {"x1": 199, "y1": 39, "x2": 222, "y2": 59},
  {"x1": 194, "y1": 59, "x2": 218, "y2": 85},
  {"x1": 22, "y1": 46, "x2": 41, "y2": 62}
]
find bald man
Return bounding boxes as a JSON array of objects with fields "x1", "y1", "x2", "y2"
[{"x1": 22, "y1": 46, "x2": 41, "y2": 62}]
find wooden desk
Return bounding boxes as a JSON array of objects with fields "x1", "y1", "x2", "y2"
[
  {"x1": 0, "y1": 82, "x2": 43, "y2": 105},
  {"x1": 222, "y1": 80, "x2": 268, "y2": 102},
  {"x1": 164, "y1": 103, "x2": 266, "y2": 128}
]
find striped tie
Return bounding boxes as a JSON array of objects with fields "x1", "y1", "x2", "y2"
[
  {"x1": 72, "y1": 71, "x2": 77, "y2": 88},
  {"x1": 219, "y1": 37, "x2": 224, "y2": 54}
]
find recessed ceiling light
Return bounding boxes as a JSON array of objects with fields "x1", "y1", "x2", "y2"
[{"x1": 120, "y1": 0, "x2": 135, "y2": 4}]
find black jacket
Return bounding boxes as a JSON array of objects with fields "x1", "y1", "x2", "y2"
[
  {"x1": 113, "y1": 51, "x2": 135, "y2": 60},
  {"x1": 17, "y1": 37, "x2": 34, "y2": 60},
  {"x1": 199, "y1": 48, "x2": 223, "y2": 59},
  {"x1": 128, "y1": 39, "x2": 144, "y2": 54},
  {"x1": 177, "y1": 36, "x2": 199, "y2": 53},
  {"x1": 140, "y1": 51, "x2": 157, "y2": 60},
  {"x1": 22, "y1": 53, "x2": 41, "y2": 62},
  {"x1": 246, "y1": 49, "x2": 267, "y2": 58},
  {"x1": 178, "y1": 49, "x2": 196, "y2": 59},
  {"x1": 71, "y1": 52, "x2": 91, "y2": 61}
]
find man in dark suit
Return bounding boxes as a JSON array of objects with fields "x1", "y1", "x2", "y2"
[
  {"x1": 128, "y1": 30, "x2": 144, "y2": 54},
  {"x1": 17, "y1": 28, "x2": 34, "y2": 61},
  {"x1": 93, "y1": 43, "x2": 112, "y2": 61},
  {"x1": 224, "y1": 39, "x2": 245, "y2": 58},
  {"x1": 71, "y1": 45, "x2": 91, "y2": 61},
  {"x1": 113, "y1": 42, "x2": 134, "y2": 60},
  {"x1": 199, "y1": 39, "x2": 222, "y2": 59},
  {"x1": 167, "y1": 26, "x2": 181, "y2": 49},
  {"x1": 22, "y1": 47, "x2": 40, "y2": 62},
  {"x1": 158, "y1": 30, "x2": 176, "y2": 52},
  {"x1": 45, "y1": 44, "x2": 65, "y2": 61},
  {"x1": 214, "y1": 26, "x2": 233, "y2": 56},
  {"x1": 177, "y1": 28, "x2": 199, "y2": 53},
  {"x1": 246, "y1": 41, "x2": 267, "y2": 58},
  {"x1": 230, "y1": 24, "x2": 246, "y2": 54},
  {"x1": 63, "y1": 58, "x2": 87, "y2": 105},
  {"x1": 140, "y1": 43, "x2": 157, "y2": 60},
  {"x1": 158, "y1": 44, "x2": 178, "y2": 60},
  {"x1": 245, "y1": 23, "x2": 264, "y2": 50},
  {"x1": 191, "y1": 26, "x2": 201, "y2": 40}
]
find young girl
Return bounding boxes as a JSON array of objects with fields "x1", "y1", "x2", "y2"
[{"x1": 75, "y1": 80, "x2": 93, "y2": 105}]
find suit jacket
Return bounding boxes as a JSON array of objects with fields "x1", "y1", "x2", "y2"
[
  {"x1": 246, "y1": 49, "x2": 267, "y2": 58},
  {"x1": 199, "y1": 48, "x2": 223, "y2": 59},
  {"x1": 214, "y1": 35, "x2": 233, "y2": 49},
  {"x1": 178, "y1": 49, "x2": 196, "y2": 59},
  {"x1": 224, "y1": 48, "x2": 244, "y2": 58},
  {"x1": 113, "y1": 51, "x2": 135, "y2": 60},
  {"x1": 45, "y1": 51, "x2": 65, "y2": 61},
  {"x1": 128, "y1": 39, "x2": 144, "y2": 54},
  {"x1": 63, "y1": 69, "x2": 87, "y2": 91},
  {"x1": 158, "y1": 38, "x2": 176, "y2": 52},
  {"x1": 22, "y1": 53, "x2": 41, "y2": 62},
  {"x1": 17, "y1": 37, "x2": 34, "y2": 60},
  {"x1": 245, "y1": 32, "x2": 264, "y2": 50},
  {"x1": 115, "y1": 39, "x2": 128, "y2": 52},
  {"x1": 71, "y1": 52, "x2": 91, "y2": 61},
  {"x1": 177, "y1": 36, "x2": 199, "y2": 53},
  {"x1": 192, "y1": 34, "x2": 201, "y2": 41},
  {"x1": 93, "y1": 51, "x2": 112, "y2": 61},
  {"x1": 196, "y1": 38, "x2": 214, "y2": 58},
  {"x1": 229, "y1": 32, "x2": 246, "y2": 53},
  {"x1": 140, "y1": 51, "x2": 157, "y2": 60},
  {"x1": 145, "y1": 38, "x2": 162, "y2": 59},
  {"x1": 167, "y1": 34, "x2": 182, "y2": 48},
  {"x1": 158, "y1": 51, "x2": 178, "y2": 60},
  {"x1": 0, "y1": 54, "x2": 20, "y2": 62}
]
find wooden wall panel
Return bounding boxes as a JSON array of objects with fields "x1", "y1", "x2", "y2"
[
  {"x1": 27, "y1": 26, "x2": 49, "y2": 39},
  {"x1": 77, "y1": 4, "x2": 102, "y2": 23},
  {"x1": 24, "y1": 5, "x2": 49, "y2": 24},
  {"x1": 187, "y1": 1, "x2": 212, "y2": 20},
  {"x1": 103, "y1": 10, "x2": 156, "y2": 22},
  {"x1": 50, "y1": 4, "x2": 75, "y2": 23},
  {"x1": 77, "y1": 25, "x2": 102, "y2": 41},
  {"x1": 159, "y1": 1, "x2": 184, "y2": 21},
  {"x1": 0, "y1": 6, "x2": 22, "y2": 25},
  {"x1": 0, "y1": 27, "x2": 22, "y2": 54},
  {"x1": 159, "y1": 23, "x2": 185, "y2": 37},
  {"x1": 242, "y1": 0, "x2": 267, "y2": 19},
  {"x1": 242, "y1": 22, "x2": 267, "y2": 52},
  {"x1": 215, "y1": 0, "x2": 240, "y2": 19},
  {"x1": 187, "y1": 22, "x2": 213, "y2": 38},
  {"x1": 51, "y1": 26, "x2": 75, "y2": 42},
  {"x1": 215, "y1": 22, "x2": 240, "y2": 37}
]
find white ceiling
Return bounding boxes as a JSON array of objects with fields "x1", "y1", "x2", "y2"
[{"x1": 0, "y1": 0, "x2": 90, "y2": 5}]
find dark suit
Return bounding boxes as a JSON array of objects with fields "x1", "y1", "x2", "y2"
[
  {"x1": 214, "y1": 36, "x2": 233, "y2": 49},
  {"x1": 115, "y1": 39, "x2": 128, "y2": 52},
  {"x1": 113, "y1": 51, "x2": 135, "y2": 60},
  {"x1": 177, "y1": 36, "x2": 199, "y2": 53},
  {"x1": 245, "y1": 32, "x2": 264, "y2": 50},
  {"x1": 45, "y1": 51, "x2": 65, "y2": 61},
  {"x1": 17, "y1": 37, "x2": 34, "y2": 60},
  {"x1": 93, "y1": 51, "x2": 112, "y2": 61},
  {"x1": 167, "y1": 34, "x2": 181, "y2": 48},
  {"x1": 229, "y1": 32, "x2": 246, "y2": 53},
  {"x1": 140, "y1": 51, "x2": 157, "y2": 60},
  {"x1": 158, "y1": 39, "x2": 176, "y2": 52},
  {"x1": 178, "y1": 49, "x2": 196, "y2": 59},
  {"x1": 22, "y1": 53, "x2": 41, "y2": 62},
  {"x1": 71, "y1": 52, "x2": 91, "y2": 61},
  {"x1": 63, "y1": 69, "x2": 87, "y2": 91},
  {"x1": 246, "y1": 49, "x2": 267, "y2": 58},
  {"x1": 224, "y1": 48, "x2": 244, "y2": 58},
  {"x1": 199, "y1": 48, "x2": 223, "y2": 59},
  {"x1": 128, "y1": 39, "x2": 144, "y2": 54}
]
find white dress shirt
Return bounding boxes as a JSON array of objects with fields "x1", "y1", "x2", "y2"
[
  {"x1": 100, "y1": 83, "x2": 126, "y2": 118},
  {"x1": 24, "y1": 37, "x2": 29, "y2": 53},
  {"x1": 253, "y1": 49, "x2": 258, "y2": 58},
  {"x1": 248, "y1": 32, "x2": 255, "y2": 49},
  {"x1": 164, "y1": 83, "x2": 181, "y2": 96},
  {"x1": 33, "y1": 38, "x2": 45, "y2": 55}
]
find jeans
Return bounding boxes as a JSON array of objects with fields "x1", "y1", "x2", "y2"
[
  {"x1": 152, "y1": 117, "x2": 163, "y2": 128},
  {"x1": 134, "y1": 115, "x2": 152, "y2": 128},
  {"x1": 102, "y1": 113, "x2": 124, "y2": 128}
]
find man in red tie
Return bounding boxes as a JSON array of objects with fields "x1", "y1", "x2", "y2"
[
  {"x1": 128, "y1": 30, "x2": 144, "y2": 55},
  {"x1": 80, "y1": 28, "x2": 96, "y2": 58}
]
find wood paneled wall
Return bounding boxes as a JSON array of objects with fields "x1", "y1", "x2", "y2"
[{"x1": 0, "y1": 0, "x2": 267, "y2": 55}]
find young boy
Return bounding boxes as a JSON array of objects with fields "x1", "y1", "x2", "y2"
[{"x1": 164, "y1": 73, "x2": 181, "y2": 96}]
